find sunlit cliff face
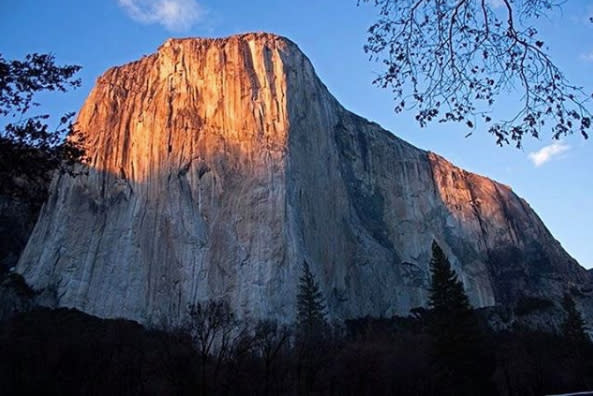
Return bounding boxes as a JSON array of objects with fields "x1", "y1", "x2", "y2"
[
  {"x1": 17, "y1": 33, "x2": 589, "y2": 327},
  {"x1": 78, "y1": 34, "x2": 290, "y2": 185}
]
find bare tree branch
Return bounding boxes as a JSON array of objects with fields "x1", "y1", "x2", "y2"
[{"x1": 360, "y1": 0, "x2": 592, "y2": 147}]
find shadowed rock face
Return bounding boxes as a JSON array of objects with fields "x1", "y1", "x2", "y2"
[{"x1": 16, "y1": 33, "x2": 590, "y2": 327}]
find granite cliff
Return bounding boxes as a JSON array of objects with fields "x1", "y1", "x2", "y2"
[{"x1": 15, "y1": 33, "x2": 591, "y2": 327}]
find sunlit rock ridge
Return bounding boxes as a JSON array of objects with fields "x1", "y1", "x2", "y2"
[{"x1": 16, "y1": 33, "x2": 590, "y2": 327}]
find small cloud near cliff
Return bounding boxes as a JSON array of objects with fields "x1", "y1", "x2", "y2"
[
  {"x1": 580, "y1": 51, "x2": 593, "y2": 63},
  {"x1": 118, "y1": 0, "x2": 203, "y2": 32},
  {"x1": 528, "y1": 142, "x2": 570, "y2": 167},
  {"x1": 486, "y1": 0, "x2": 505, "y2": 9}
]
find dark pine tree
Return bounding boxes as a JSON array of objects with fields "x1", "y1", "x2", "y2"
[
  {"x1": 295, "y1": 260, "x2": 328, "y2": 396},
  {"x1": 427, "y1": 240, "x2": 492, "y2": 395},
  {"x1": 561, "y1": 293, "x2": 589, "y2": 345},
  {"x1": 560, "y1": 294, "x2": 593, "y2": 390},
  {"x1": 296, "y1": 260, "x2": 327, "y2": 341}
]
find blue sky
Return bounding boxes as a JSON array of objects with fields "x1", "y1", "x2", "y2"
[{"x1": 1, "y1": 0, "x2": 591, "y2": 268}]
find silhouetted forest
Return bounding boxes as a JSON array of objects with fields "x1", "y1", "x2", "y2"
[
  {"x1": 0, "y1": 306, "x2": 591, "y2": 396},
  {"x1": 1, "y1": 250, "x2": 592, "y2": 395}
]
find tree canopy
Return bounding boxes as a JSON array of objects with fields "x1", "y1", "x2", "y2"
[
  {"x1": 360, "y1": 0, "x2": 592, "y2": 147},
  {"x1": 0, "y1": 53, "x2": 85, "y2": 196}
]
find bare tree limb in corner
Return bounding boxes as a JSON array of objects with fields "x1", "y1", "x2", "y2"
[{"x1": 360, "y1": 0, "x2": 592, "y2": 147}]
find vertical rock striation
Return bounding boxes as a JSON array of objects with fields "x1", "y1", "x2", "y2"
[{"x1": 16, "y1": 33, "x2": 590, "y2": 327}]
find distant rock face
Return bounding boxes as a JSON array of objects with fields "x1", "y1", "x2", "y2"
[{"x1": 16, "y1": 33, "x2": 591, "y2": 327}]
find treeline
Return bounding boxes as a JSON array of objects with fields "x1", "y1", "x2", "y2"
[
  {"x1": 1, "y1": 305, "x2": 591, "y2": 395},
  {"x1": 0, "y1": 243, "x2": 592, "y2": 395}
]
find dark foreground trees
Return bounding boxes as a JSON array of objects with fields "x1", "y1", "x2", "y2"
[
  {"x1": 1, "y1": 305, "x2": 592, "y2": 396},
  {"x1": 185, "y1": 300, "x2": 239, "y2": 395},
  {"x1": 0, "y1": 54, "x2": 85, "y2": 273},
  {"x1": 0, "y1": 53, "x2": 85, "y2": 197},
  {"x1": 360, "y1": 0, "x2": 592, "y2": 146},
  {"x1": 296, "y1": 261, "x2": 327, "y2": 342},
  {"x1": 562, "y1": 293, "x2": 589, "y2": 345},
  {"x1": 295, "y1": 261, "x2": 330, "y2": 395},
  {"x1": 0, "y1": 251, "x2": 591, "y2": 395},
  {"x1": 427, "y1": 240, "x2": 492, "y2": 394}
]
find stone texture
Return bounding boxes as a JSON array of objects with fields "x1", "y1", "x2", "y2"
[{"x1": 16, "y1": 33, "x2": 591, "y2": 327}]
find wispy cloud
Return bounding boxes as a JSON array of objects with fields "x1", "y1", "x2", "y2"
[
  {"x1": 118, "y1": 0, "x2": 203, "y2": 32},
  {"x1": 487, "y1": 0, "x2": 505, "y2": 9},
  {"x1": 528, "y1": 142, "x2": 570, "y2": 167},
  {"x1": 580, "y1": 50, "x2": 593, "y2": 63}
]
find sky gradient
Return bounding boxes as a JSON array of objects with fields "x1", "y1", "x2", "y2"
[{"x1": 1, "y1": 0, "x2": 591, "y2": 268}]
